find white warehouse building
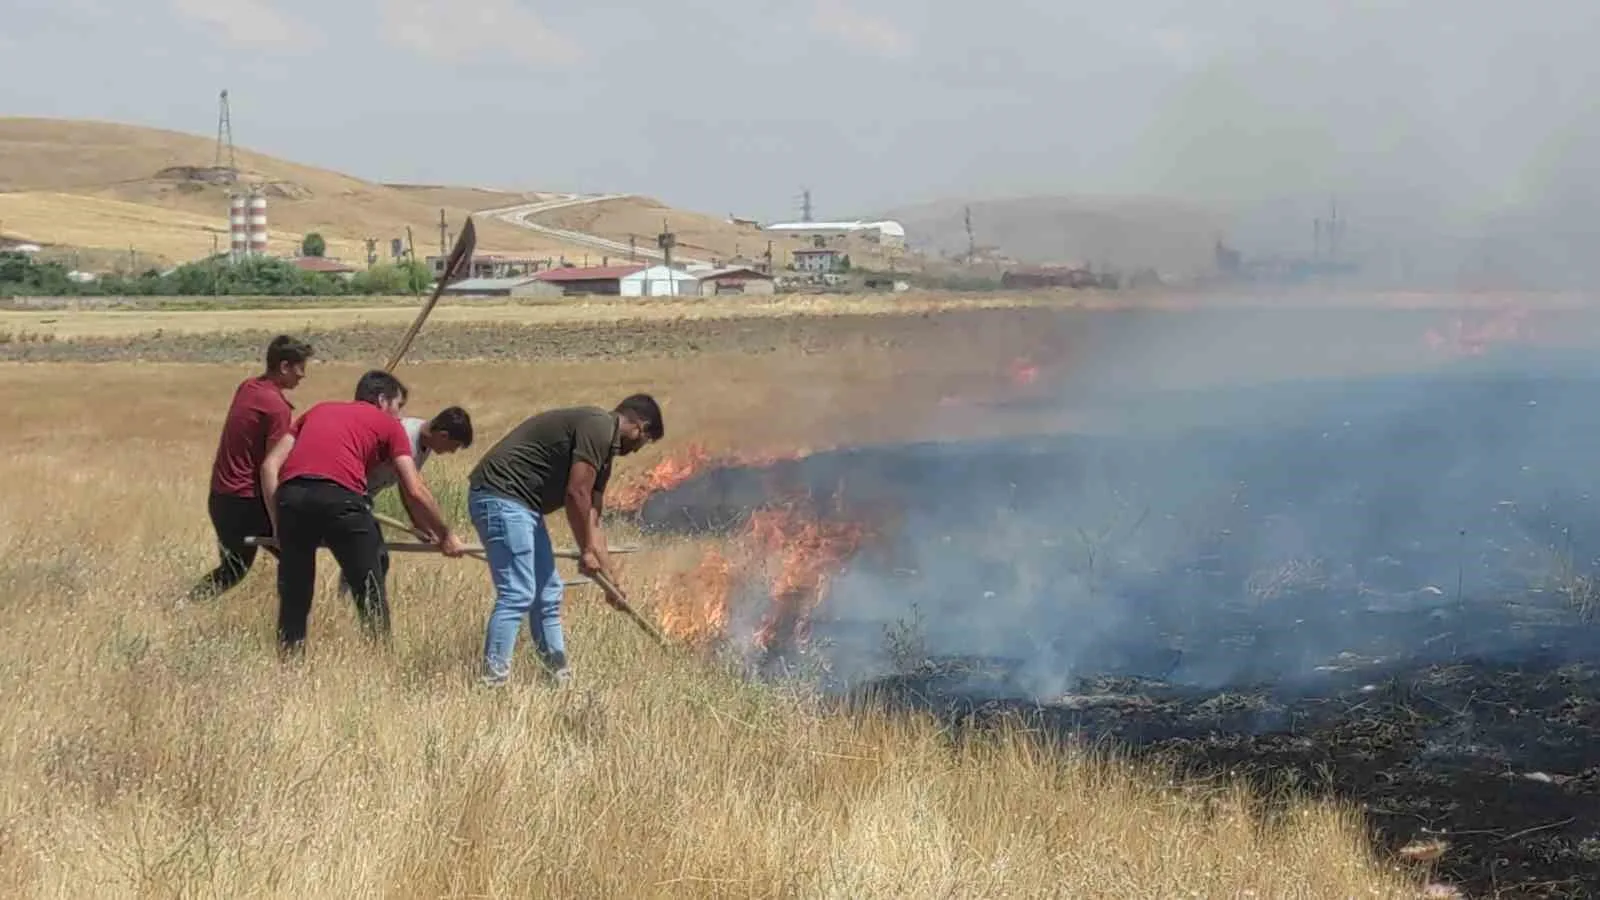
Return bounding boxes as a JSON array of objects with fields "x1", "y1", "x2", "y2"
[
  {"x1": 620, "y1": 265, "x2": 700, "y2": 297},
  {"x1": 761, "y1": 220, "x2": 906, "y2": 248}
]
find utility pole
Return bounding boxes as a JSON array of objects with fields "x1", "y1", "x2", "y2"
[
  {"x1": 1330, "y1": 199, "x2": 1337, "y2": 263},
  {"x1": 656, "y1": 219, "x2": 677, "y2": 296},
  {"x1": 628, "y1": 234, "x2": 637, "y2": 262},
  {"x1": 405, "y1": 227, "x2": 420, "y2": 299},
  {"x1": 764, "y1": 240, "x2": 774, "y2": 274},
  {"x1": 438, "y1": 208, "x2": 448, "y2": 256},
  {"x1": 964, "y1": 205, "x2": 976, "y2": 264}
]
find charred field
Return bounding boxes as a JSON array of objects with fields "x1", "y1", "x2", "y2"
[{"x1": 638, "y1": 349, "x2": 1600, "y2": 898}]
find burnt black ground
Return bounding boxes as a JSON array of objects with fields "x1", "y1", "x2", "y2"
[{"x1": 640, "y1": 351, "x2": 1600, "y2": 898}]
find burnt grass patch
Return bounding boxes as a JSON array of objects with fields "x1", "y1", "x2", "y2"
[{"x1": 641, "y1": 357, "x2": 1600, "y2": 898}]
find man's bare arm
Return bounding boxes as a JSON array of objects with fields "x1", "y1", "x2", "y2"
[
  {"x1": 565, "y1": 460, "x2": 601, "y2": 555},
  {"x1": 392, "y1": 456, "x2": 453, "y2": 543},
  {"x1": 259, "y1": 434, "x2": 295, "y2": 534},
  {"x1": 589, "y1": 487, "x2": 609, "y2": 555}
]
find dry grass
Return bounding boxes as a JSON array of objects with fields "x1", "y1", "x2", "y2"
[
  {"x1": 0, "y1": 292, "x2": 1067, "y2": 340},
  {"x1": 0, "y1": 339, "x2": 1436, "y2": 897}
]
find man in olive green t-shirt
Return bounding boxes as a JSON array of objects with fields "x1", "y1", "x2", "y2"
[{"x1": 467, "y1": 394, "x2": 665, "y2": 686}]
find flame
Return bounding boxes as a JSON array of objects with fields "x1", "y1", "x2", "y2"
[
  {"x1": 655, "y1": 505, "x2": 869, "y2": 657},
  {"x1": 1007, "y1": 356, "x2": 1041, "y2": 386},
  {"x1": 941, "y1": 353, "x2": 1052, "y2": 406},
  {"x1": 655, "y1": 545, "x2": 735, "y2": 647},
  {"x1": 746, "y1": 507, "x2": 867, "y2": 653},
  {"x1": 610, "y1": 442, "x2": 714, "y2": 511},
  {"x1": 1422, "y1": 306, "x2": 1531, "y2": 358},
  {"x1": 612, "y1": 443, "x2": 811, "y2": 512}
]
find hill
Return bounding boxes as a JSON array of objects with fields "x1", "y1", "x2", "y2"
[
  {"x1": 0, "y1": 118, "x2": 794, "y2": 273},
  {"x1": 883, "y1": 194, "x2": 1233, "y2": 278}
]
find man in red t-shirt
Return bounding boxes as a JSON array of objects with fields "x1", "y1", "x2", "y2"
[
  {"x1": 188, "y1": 334, "x2": 314, "y2": 602},
  {"x1": 260, "y1": 368, "x2": 466, "y2": 652}
]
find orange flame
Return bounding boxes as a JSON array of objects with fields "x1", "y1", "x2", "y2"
[
  {"x1": 655, "y1": 545, "x2": 735, "y2": 648},
  {"x1": 1008, "y1": 356, "x2": 1041, "y2": 386},
  {"x1": 941, "y1": 353, "x2": 1051, "y2": 406},
  {"x1": 655, "y1": 505, "x2": 869, "y2": 656},
  {"x1": 612, "y1": 443, "x2": 812, "y2": 512},
  {"x1": 610, "y1": 442, "x2": 714, "y2": 511},
  {"x1": 1422, "y1": 307, "x2": 1531, "y2": 358},
  {"x1": 746, "y1": 508, "x2": 867, "y2": 653}
]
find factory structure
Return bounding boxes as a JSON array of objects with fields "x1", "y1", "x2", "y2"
[
  {"x1": 760, "y1": 219, "x2": 906, "y2": 249},
  {"x1": 227, "y1": 188, "x2": 269, "y2": 261}
]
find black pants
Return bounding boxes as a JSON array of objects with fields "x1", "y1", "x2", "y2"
[
  {"x1": 339, "y1": 541, "x2": 390, "y2": 599},
  {"x1": 189, "y1": 492, "x2": 277, "y2": 601},
  {"x1": 275, "y1": 477, "x2": 390, "y2": 650}
]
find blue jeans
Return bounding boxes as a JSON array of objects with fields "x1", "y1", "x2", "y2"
[{"x1": 469, "y1": 487, "x2": 566, "y2": 681}]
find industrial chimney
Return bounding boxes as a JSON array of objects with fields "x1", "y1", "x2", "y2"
[
  {"x1": 247, "y1": 188, "x2": 269, "y2": 257},
  {"x1": 229, "y1": 192, "x2": 249, "y2": 261}
]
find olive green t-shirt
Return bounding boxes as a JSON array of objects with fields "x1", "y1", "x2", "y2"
[{"x1": 468, "y1": 406, "x2": 620, "y2": 514}]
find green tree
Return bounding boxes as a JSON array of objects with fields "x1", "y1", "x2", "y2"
[{"x1": 301, "y1": 233, "x2": 326, "y2": 257}]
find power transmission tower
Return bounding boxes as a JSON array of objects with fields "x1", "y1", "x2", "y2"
[
  {"x1": 964, "y1": 205, "x2": 976, "y2": 264},
  {"x1": 798, "y1": 187, "x2": 814, "y2": 222},
  {"x1": 215, "y1": 89, "x2": 237, "y2": 183}
]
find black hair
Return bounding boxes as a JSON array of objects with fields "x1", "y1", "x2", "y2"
[
  {"x1": 615, "y1": 393, "x2": 664, "y2": 441},
  {"x1": 354, "y1": 369, "x2": 407, "y2": 406},
  {"x1": 428, "y1": 406, "x2": 473, "y2": 447},
  {"x1": 265, "y1": 335, "x2": 314, "y2": 371}
]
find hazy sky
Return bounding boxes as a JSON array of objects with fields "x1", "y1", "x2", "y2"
[{"x1": 3, "y1": 1, "x2": 1599, "y2": 229}]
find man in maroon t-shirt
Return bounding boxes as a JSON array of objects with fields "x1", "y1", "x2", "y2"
[
  {"x1": 188, "y1": 334, "x2": 314, "y2": 602},
  {"x1": 260, "y1": 368, "x2": 466, "y2": 652}
]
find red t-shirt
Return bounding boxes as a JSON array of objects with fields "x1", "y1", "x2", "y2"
[
  {"x1": 278, "y1": 400, "x2": 414, "y2": 496},
  {"x1": 210, "y1": 376, "x2": 294, "y2": 498}
]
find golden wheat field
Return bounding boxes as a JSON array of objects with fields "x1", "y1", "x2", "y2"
[{"x1": 0, "y1": 303, "x2": 1448, "y2": 899}]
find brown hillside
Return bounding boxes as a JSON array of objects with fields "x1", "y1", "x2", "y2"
[{"x1": 0, "y1": 118, "x2": 610, "y2": 269}]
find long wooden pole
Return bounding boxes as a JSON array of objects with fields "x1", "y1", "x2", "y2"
[{"x1": 384, "y1": 216, "x2": 476, "y2": 373}]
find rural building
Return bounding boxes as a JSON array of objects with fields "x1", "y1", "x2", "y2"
[
  {"x1": 697, "y1": 266, "x2": 776, "y2": 296},
  {"x1": 792, "y1": 247, "x2": 848, "y2": 274},
  {"x1": 763, "y1": 220, "x2": 906, "y2": 248},
  {"x1": 535, "y1": 264, "x2": 646, "y2": 296},
  {"x1": 289, "y1": 257, "x2": 358, "y2": 278},
  {"x1": 428, "y1": 253, "x2": 547, "y2": 280},
  {"x1": 441, "y1": 275, "x2": 563, "y2": 298},
  {"x1": 620, "y1": 265, "x2": 700, "y2": 297}
]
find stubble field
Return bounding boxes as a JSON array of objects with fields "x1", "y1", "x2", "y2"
[{"x1": 0, "y1": 293, "x2": 1516, "y2": 898}]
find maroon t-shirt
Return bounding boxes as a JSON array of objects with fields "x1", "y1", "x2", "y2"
[
  {"x1": 209, "y1": 376, "x2": 294, "y2": 498},
  {"x1": 278, "y1": 401, "x2": 414, "y2": 496}
]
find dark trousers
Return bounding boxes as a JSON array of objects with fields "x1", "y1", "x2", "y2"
[
  {"x1": 339, "y1": 540, "x2": 390, "y2": 599},
  {"x1": 189, "y1": 492, "x2": 277, "y2": 601},
  {"x1": 274, "y1": 477, "x2": 390, "y2": 651}
]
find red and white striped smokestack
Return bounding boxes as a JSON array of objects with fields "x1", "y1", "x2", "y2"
[
  {"x1": 229, "y1": 192, "x2": 249, "y2": 258},
  {"x1": 247, "y1": 190, "x2": 268, "y2": 257}
]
